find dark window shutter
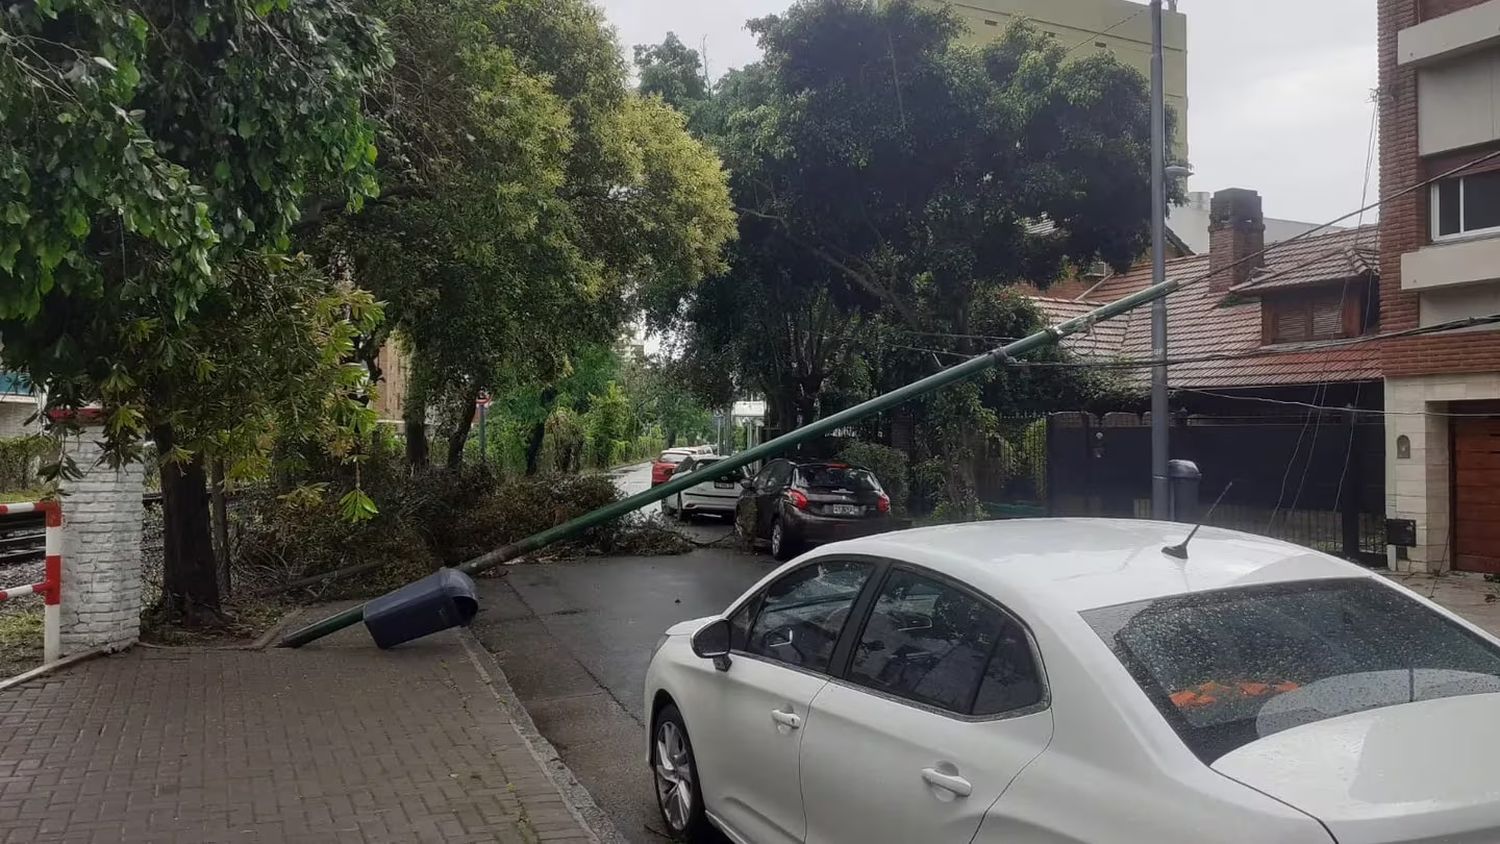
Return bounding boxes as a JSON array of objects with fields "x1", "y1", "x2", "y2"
[
  {"x1": 1311, "y1": 298, "x2": 1343, "y2": 339},
  {"x1": 1274, "y1": 304, "x2": 1309, "y2": 342}
]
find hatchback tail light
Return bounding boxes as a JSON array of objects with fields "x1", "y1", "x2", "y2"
[
  {"x1": 785, "y1": 489, "x2": 809, "y2": 510},
  {"x1": 876, "y1": 493, "x2": 891, "y2": 514}
]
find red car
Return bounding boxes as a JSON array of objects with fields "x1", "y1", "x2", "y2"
[{"x1": 651, "y1": 448, "x2": 696, "y2": 486}]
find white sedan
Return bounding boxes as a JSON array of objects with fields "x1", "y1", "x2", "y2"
[
  {"x1": 661, "y1": 455, "x2": 745, "y2": 520},
  {"x1": 643, "y1": 518, "x2": 1500, "y2": 844}
]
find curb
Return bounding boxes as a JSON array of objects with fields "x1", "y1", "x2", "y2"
[
  {"x1": 0, "y1": 645, "x2": 113, "y2": 692},
  {"x1": 457, "y1": 628, "x2": 629, "y2": 844}
]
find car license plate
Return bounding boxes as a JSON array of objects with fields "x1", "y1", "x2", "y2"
[
  {"x1": 714, "y1": 481, "x2": 733, "y2": 489},
  {"x1": 826, "y1": 504, "x2": 863, "y2": 516}
]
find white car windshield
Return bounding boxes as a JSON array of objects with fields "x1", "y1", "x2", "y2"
[{"x1": 1083, "y1": 578, "x2": 1500, "y2": 763}]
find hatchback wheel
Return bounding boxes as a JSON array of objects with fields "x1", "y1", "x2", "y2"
[
  {"x1": 653, "y1": 704, "x2": 710, "y2": 841},
  {"x1": 770, "y1": 518, "x2": 798, "y2": 561}
]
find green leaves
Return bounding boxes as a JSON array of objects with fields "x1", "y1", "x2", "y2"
[
  {"x1": 338, "y1": 488, "x2": 379, "y2": 522},
  {"x1": 0, "y1": 0, "x2": 392, "y2": 506}
]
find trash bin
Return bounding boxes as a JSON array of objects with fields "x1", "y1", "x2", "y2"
[
  {"x1": 363, "y1": 568, "x2": 479, "y2": 649},
  {"x1": 1167, "y1": 459, "x2": 1201, "y2": 524}
]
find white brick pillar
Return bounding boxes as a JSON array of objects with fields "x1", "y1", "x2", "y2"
[{"x1": 58, "y1": 426, "x2": 144, "y2": 653}]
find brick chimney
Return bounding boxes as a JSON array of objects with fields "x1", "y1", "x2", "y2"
[{"x1": 1207, "y1": 188, "x2": 1265, "y2": 294}]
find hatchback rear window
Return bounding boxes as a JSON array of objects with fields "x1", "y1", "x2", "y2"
[
  {"x1": 689, "y1": 458, "x2": 743, "y2": 478},
  {"x1": 796, "y1": 465, "x2": 881, "y2": 491},
  {"x1": 657, "y1": 452, "x2": 689, "y2": 464},
  {"x1": 1083, "y1": 578, "x2": 1500, "y2": 763}
]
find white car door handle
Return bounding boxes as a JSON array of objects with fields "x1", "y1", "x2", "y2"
[
  {"x1": 770, "y1": 709, "x2": 802, "y2": 730},
  {"x1": 921, "y1": 767, "x2": 972, "y2": 798}
]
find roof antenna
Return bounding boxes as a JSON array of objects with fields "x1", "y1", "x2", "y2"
[{"x1": 1162, "y1": 481, "x2": 1234, "y2": 560}]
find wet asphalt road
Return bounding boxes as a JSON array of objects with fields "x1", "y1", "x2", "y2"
[{"x1": 471, "y1": 463, "x2": 775, "y2": 843}]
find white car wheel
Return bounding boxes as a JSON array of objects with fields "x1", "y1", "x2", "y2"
[{"x1": 653, "y1": 705, "x2": 708, "y2": 840}]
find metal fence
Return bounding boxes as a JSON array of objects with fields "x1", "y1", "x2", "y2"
[
  {"x1": 975, "y1": 416, "x2": 1048, "y2": 517},
  {"x1": 1047, "y1": 411, "x2": 1387, "y2": 562}
]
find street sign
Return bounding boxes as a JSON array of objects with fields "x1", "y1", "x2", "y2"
[{"x1": 476, "y1": 390, "x2": 492, "y2": 409}]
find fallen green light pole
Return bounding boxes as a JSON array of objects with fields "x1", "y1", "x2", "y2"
[{"x1": 279, "y1": 278, "x2": 1179, "y2": 648}]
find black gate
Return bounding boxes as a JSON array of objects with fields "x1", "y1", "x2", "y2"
[{"x1": 1047, "y1": 412, "x2": 1386, "y2": 562}]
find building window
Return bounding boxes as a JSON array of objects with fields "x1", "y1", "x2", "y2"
[
  {"x1": 1268, "y1": 294, "x2": 1348, "y2": 344},
  {"x1": 983, "y1": 18, "x2": 999, "y2": 26},
  {"x1": 1432, "y1": 170, "x2": 1500, "y2": 240}
]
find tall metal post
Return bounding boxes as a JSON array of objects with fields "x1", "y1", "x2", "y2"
[
  {"x1": 1149, "y1": 0, "x2": 1171, "y2": 520},
  {"x1": 478, "y1": 403, "x2": 488, "y2": 465}
]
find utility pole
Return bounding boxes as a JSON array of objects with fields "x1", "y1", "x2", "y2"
[{"x1": 1149, "y1": 0, "x2": 1170, "y2": 520}]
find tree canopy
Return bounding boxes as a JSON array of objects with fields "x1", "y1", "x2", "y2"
[
  {"x1": 634, "y1": 32, "x2": 708, "y2": 113},
  {"x1": 1, "y1": 0, "x2": 389, "y2": 459},
  {"x1": 665, "y1": 0, "x2": 1161, "y2": 512},
  {"x1": 308, "y1": 0, "x2": 736, "y2": 468}
]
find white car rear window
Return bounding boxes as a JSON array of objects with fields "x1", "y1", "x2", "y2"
[{"x1": 1083, "y1": 578, "x2": 1500, "y2": 762}]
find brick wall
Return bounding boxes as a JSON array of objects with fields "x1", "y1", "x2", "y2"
[
  {"x1": 1420, "y1": 0, "x2": 1490, "y2": 18},
  {"x1": 1378, "y1": 0, "x2": 1500, "y2": 377},
  {"x1": 58, "y1": 431, "x2": 144, "y2": 654}
]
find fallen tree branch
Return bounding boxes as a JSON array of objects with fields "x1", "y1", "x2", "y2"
[{"x1": 249, "y1": 559, "x2": 386, "y2": 599}]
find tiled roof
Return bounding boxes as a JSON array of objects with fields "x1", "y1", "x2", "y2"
[
  {"x1": 1030, "y1": 297, "x2": 1129, "y2": 361},
  {"x1": 1033, "y1": 226, "x2": 1382, "y2": 390},
  {"x1": 1231, "y1": 225, "x2": 1378, "y2": 294}
]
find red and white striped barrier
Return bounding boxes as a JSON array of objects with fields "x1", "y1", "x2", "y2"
[{"x1": 0, "y1": 501, "x2": 61, "y2": 664}]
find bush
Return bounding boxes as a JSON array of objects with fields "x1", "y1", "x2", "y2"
[
  {"x1": 0, "y1": 435, "x2": 56, "y2": 494},
  {"x1": 444, "y1": 473, "x2": 622, "y2": 563},
  {"x1": 231, "y1": 455, "x2": 691, "y2": 600},
  {"x1": 837, "y1": 441, "x2": 910, "y2": 514}
]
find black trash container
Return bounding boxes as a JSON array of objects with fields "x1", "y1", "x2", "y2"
[
  {"x1": 1167, "y1": 459, "x2": 1202, "y2": 524},
  {"x1": 363, "y1": 568, "x2": 479, "y2": 649}
]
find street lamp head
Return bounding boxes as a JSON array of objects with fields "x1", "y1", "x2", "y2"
[{"x1": 1164, "y1": 162, "x2": 1194, "y2": 180}]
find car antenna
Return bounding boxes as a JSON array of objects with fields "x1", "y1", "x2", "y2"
[{"x1": 1162, "y1": 481, "x2": 1234, "y2": 560}]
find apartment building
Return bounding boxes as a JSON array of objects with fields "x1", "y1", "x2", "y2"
[{"x1": 1380, "y1": 0, "x2": 1500, "y2": 572}]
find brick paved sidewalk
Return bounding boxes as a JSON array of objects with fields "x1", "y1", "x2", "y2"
[{"x1": 0, "y1": 609, "x2": 600, "y2": 844}]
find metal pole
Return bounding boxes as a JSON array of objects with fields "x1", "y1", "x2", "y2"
[
  {"x1": 1149, "y1": 0, "x2": 1171, "y2": 521},
  {"x1": 478, "y1": 403, "x2": 487, "y2": 466},
  {"x1": 280, "y1": 278, "x2": 1184, "y2": 648}
]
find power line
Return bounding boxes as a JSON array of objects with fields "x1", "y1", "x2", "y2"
[
  {"x1": 1121, "y1": 145, "x2": 1500, "y2": 312},
  {"x1": 1064, "y1": 6, "x2": 1148, "y2": 55},
  {"x1": 889, "y1": 314, "x2": 1500, "y2": 371},
  {"x1": 1322, "y1": 95, "x2": 1382, "y2": 521},
  {"x1": 1173, "y1": 389, "x2": 1500, "y2": 419}
]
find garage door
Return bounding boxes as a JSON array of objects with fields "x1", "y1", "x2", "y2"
[{"x1": 1455, "y1": 418, "x2": 1500, "y2": 573}]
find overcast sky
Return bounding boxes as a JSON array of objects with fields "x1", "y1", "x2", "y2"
[{"x1": 596, "y1": 0, "x2": 1378, "y2": 226}]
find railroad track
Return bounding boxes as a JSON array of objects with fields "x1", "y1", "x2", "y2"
[{"x1": 0, "y1": 512, "x2": 44, "y2": 568}]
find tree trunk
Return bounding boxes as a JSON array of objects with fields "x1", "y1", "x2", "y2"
[
  {"x1": 155, "y1": 424, "x2": 222, "y2": 625},
  {"x1": 404, "y1": 378, "x2": 429, "y2": 468},
  {"x1": 524, "y1": 386, "x2": 559, "y2": 476},
  {"x1": 524, "y1": 421, "x2": 546, "y2": 475},
  {"x1": 665, "y1": 429, "x2": 677, "y2": 448},
  {"x1": 211, "y1": 458, "x2": 230, "y2": 598},
  {"x1": 445, "y1": 387, "x2": 481, "y2": 470},
  {"x1": 406, "y1": 417, "x2": 429, "y2": 467}
]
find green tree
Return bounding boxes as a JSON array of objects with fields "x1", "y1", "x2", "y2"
[
  {"x1": 677, "y1": 0, "x2": 1160, "y2": 506},
  {"x1": 583, "y1": 382, "x2": 631, "y2": 468},
  {"x1": 312, "y1": 0, "x2": 734, "y2": 471},
  {"x1": 1, "y1": 0, "x2": 389, "y2": 621},
  {"x1": 633, "y1": 33, "x2": 708, "y2": 113}
]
